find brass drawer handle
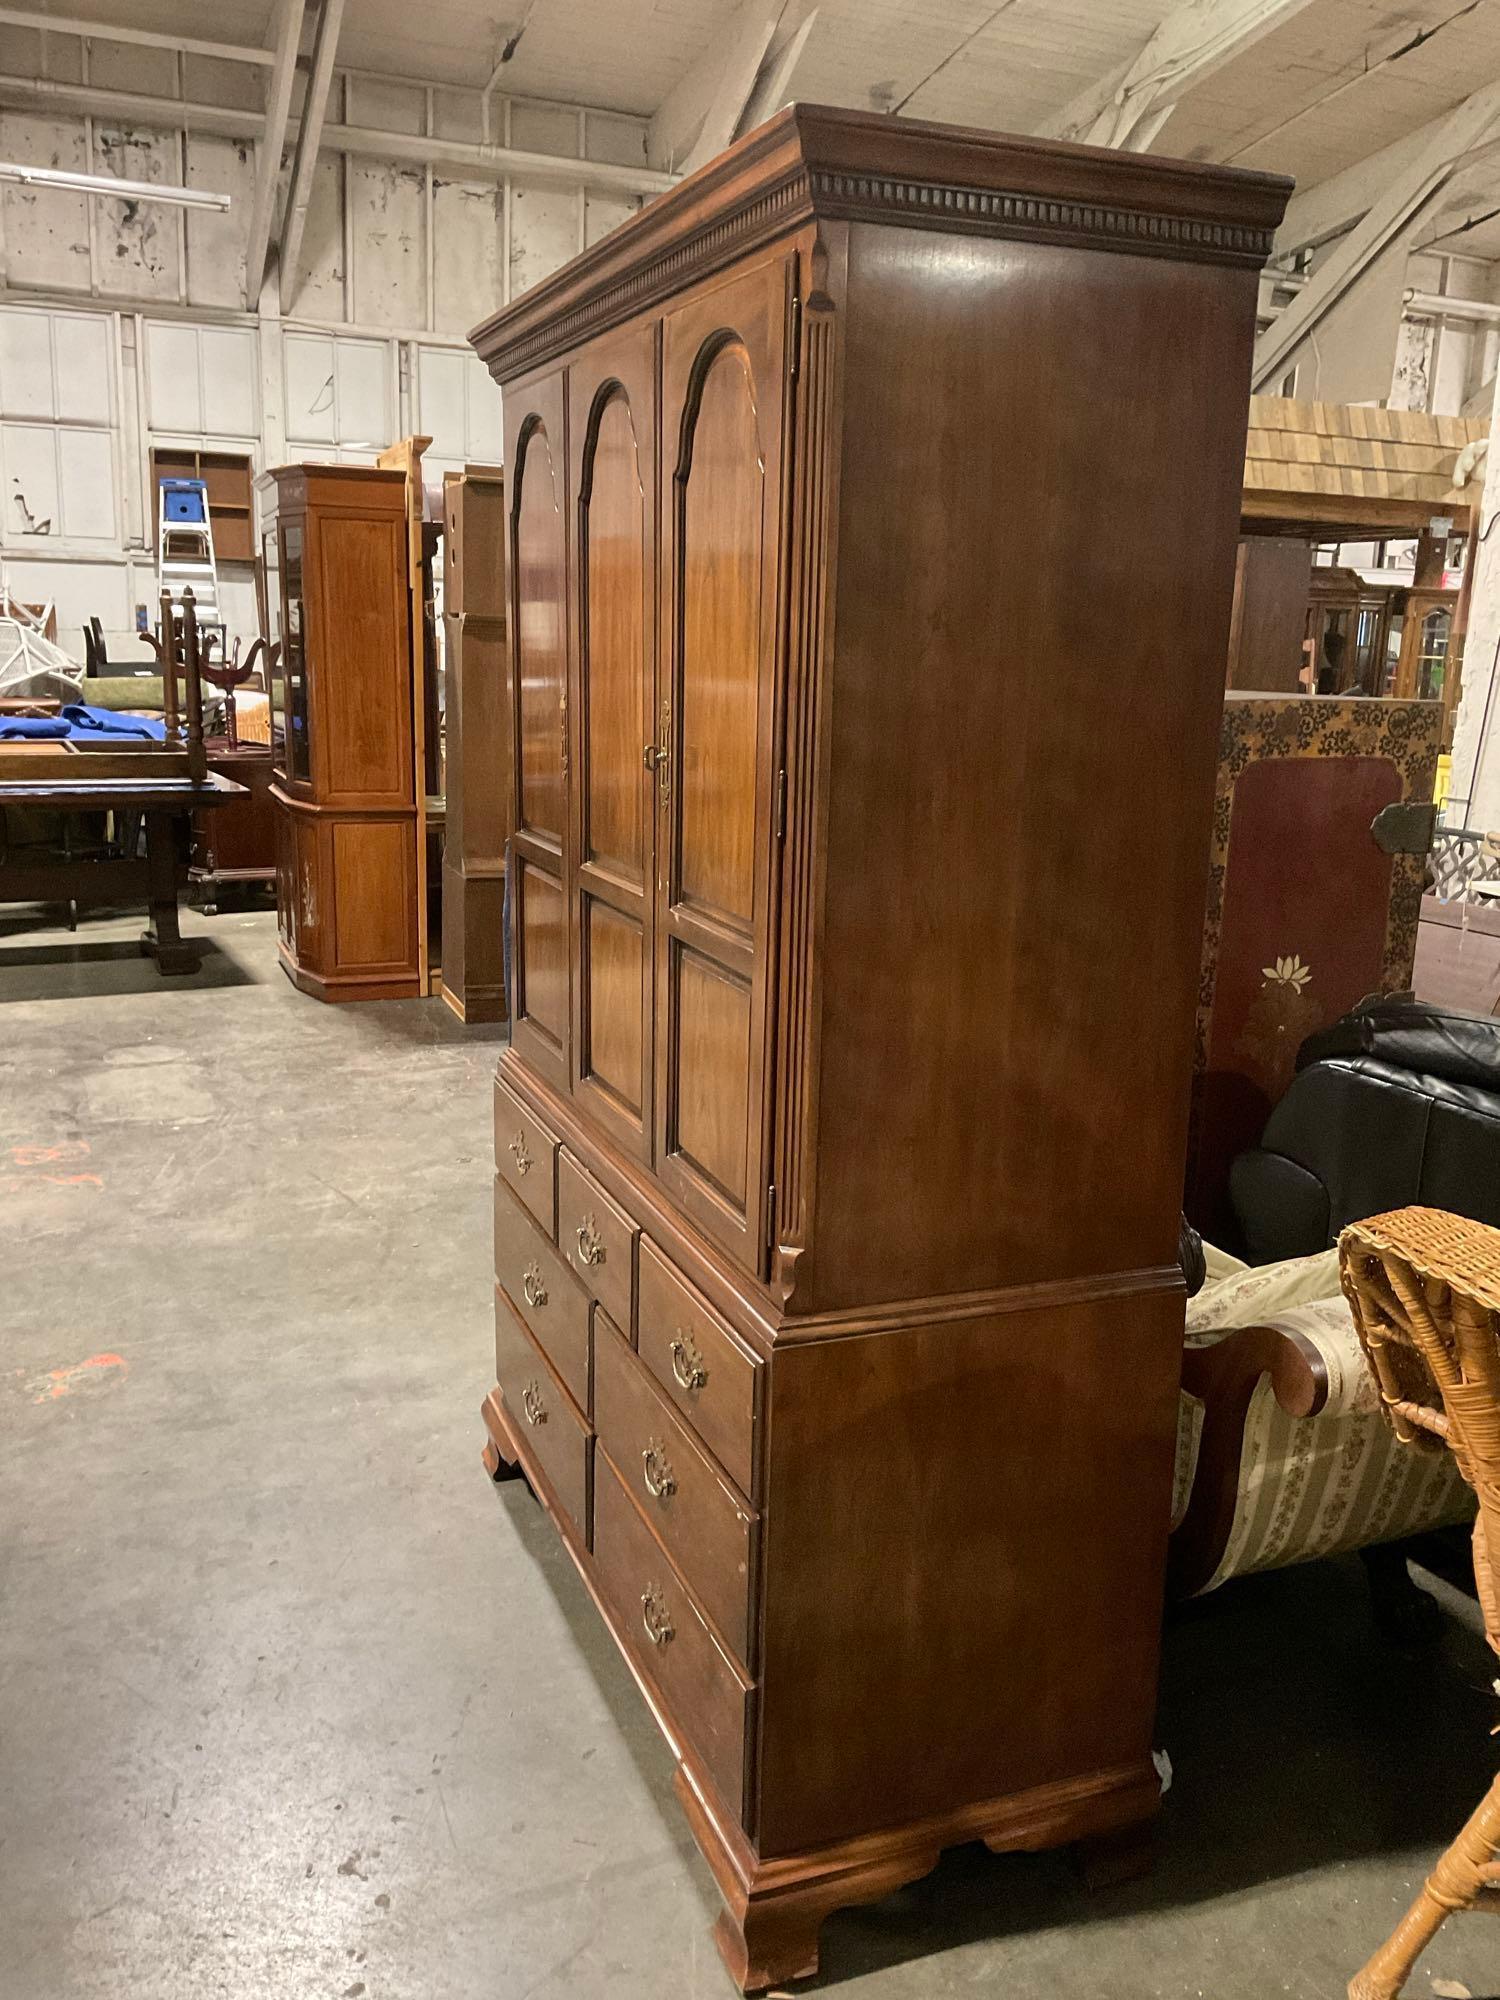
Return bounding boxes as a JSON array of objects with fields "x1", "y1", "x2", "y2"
[
  {"x1": 641, "y1": 1442, "x2": 676, "y2": 1501},
  {"x1": 509, "y1": 1129, "x2": 532, "y2": 1177},
  {"x1": 522, "y1": 1261, "x2": 548, "y2": 1310},
  {"x1": 521, "y1": 1380, "x2": 546, "y2": 1426},
  {"x1": 575, "y1": 1214, "x2": 605, "y2": 1267},
  {"x1": 670, "y1": 1333, "x2": 707, "y2": 1392},
  {"x1": 641, "y1": 1586, "x2": 674, "y2": 1648}
]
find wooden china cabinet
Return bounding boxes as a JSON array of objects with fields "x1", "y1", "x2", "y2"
[
  {"x1": 260, "y1": 464, "x2": 421, "y2": 1001},
  {"x1": 472, "y1": 105, "x2": 1289, "y2": 1990}
]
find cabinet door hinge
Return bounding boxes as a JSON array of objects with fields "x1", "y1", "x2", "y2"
[
  {"x1": 766, "y1": 1182, "x2": 777, "y2": 1249},
  {"x1": 788, "y1": 291, "x2": 801, "y2": 383},
  {"x1": 774, "y1": 767, "x2": 787, "y2": 840}
]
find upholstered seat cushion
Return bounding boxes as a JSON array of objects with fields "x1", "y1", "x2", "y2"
[{"x1": 1175, "y1": 1247, "x2": 1472, "y2": 1594}]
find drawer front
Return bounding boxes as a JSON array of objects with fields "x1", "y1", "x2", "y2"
[
  {"x1": 494, "y1": 1288, "x2": 590, "y2": 1544},
  {"x1": 595, "y1": 1313, "x2": 756, "y2": 1667},
  {"x1": 638, "y1": 1239, "x2": 759, "y2": 1498},
  {"x1": 494, "y1": 1075, "x2": 558, "y2": 1237},
  {"x1": 494, "y1": 1178, "x2": 591, "y2": 1413},
  {"x1": 558, "y1": 1150, "x2": 637, "y2": 1333},
  {"x1": 593, "y1": 1451, "x2": 752, "y2": 1818}
]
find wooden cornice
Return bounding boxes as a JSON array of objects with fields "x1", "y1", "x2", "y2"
[{"x1": 469, "y1": 102, "x2": 1291, "y2": 384}]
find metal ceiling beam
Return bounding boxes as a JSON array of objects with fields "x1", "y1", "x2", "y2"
[
  {"x1": 0, "y1": 3, "x2": 275, "y2": 66},
  {"x1": 0, "y1": 73, "x2": 673, "y2": 195},
  {"x1": 648, "y1": 0, "x2": 782, "y2": 173},
  {"x1": 737, "y1": 7, "x2": 819, "y2": 144},
  {"x1": 1252, "y1": 74, "x2": 1500, "y2": 392},
  {"x1": 1040, "y1": 0, "x2": 1316, "y2": 150},
  {"x1": 243, "y1": 0, "x2": 307, "y2": 310},
  {"x1": 275, "y1": 0, "x2": 346, "y2": 314},
  {"x1": 0, "y1": 72, "x2": 257, "y2": 136}
]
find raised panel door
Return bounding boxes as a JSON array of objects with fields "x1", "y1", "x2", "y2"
[
  {"x1": 656, "y1": 257, "x2": 790, "y2": 1272},
  {"x1": 569, "y1": 324, "x2": 657, "y2": 1162},
  {"x1": 505, "y1": 370, "x2": 571, "y2": 1096}
]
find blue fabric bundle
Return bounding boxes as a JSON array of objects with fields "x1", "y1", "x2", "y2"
[
  {"x1": 60, "y1": 704, "x2": 167, "y2": 741},
  {"x1": 0, "y1": 714, "x2": 70, "y2": 739}
]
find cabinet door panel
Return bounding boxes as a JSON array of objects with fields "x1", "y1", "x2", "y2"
[
  {"x1": 506, "y1": 370, "x2": 571, "y2": 1095},
  {"x1": 678, "y1": 347, "x2": 760, "y2": 927},
  {"x1": 570, "y1": 325, "x2": 657, "y2": 1161},
  {"x1": 657, "y1": 258, "x2": 789, "y2": 1271}
]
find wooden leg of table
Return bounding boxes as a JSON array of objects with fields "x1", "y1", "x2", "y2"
[{"x1": 140, "y1": 811, "x2": 200, "y2": 974}]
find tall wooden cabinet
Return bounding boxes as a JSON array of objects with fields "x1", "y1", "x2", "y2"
[
  {"x1": 473, "y1": 106, "x2": 1289, "y2": 1990},
  {"x1": 261, "y1": 464, "x2": 421, "y2": 1002}
]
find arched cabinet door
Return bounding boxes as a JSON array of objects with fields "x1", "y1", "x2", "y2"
[
  {"x1": 504, "y1": 371, "x2": 571, "y2": 1097},
  {"x1": 568, "y1": 325, "x2": 658, "y2": 1162},
  {"x1": 655, "y1": 257, "x2": 791, "y2": 1273}
]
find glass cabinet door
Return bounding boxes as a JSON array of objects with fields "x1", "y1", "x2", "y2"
[
  {"x1": 282, "y1": 523, "x2": 312, "y2": 784},
  {"x1": 262, "y1": 523, "x2": 287, "y2": 772}
]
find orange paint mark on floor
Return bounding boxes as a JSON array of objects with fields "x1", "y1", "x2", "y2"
[
  {"x1": 2, "y1": 1142, "x2": 101, "y2": 1193},
  {"x1": 10, "y1": 1141, "x2": 91, "y2": 1167},
  {"x1": 31, "y1": 1354, "x2": 128, "y2": 1404}
]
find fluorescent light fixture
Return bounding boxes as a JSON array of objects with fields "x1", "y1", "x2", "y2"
[{"x1": 0, "y1": 162, "x2": 231, "y2": 210}]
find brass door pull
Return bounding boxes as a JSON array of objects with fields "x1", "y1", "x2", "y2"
[
  {"x1": 644, "y1": 699, "x2": 671, "y2": 801},
  {"x1": 669, "y1": 1334, "x2": 707, "y2": 1392},
  {"x1": 522, "y1": 1262, "x2": 548, "y2": 1310},
  {"x1": 575, "y1": 1215, "x2": 605, "y2": 1267},
  {"x1": 641, "y1": 1442, "x2": 677, "y2": 1501},
  {"x1": 510, "y1": 1130, "x2": 532, "y2": 1176},
  {"x1": 522, "y1": 1381, "x2": 546, "y2": 1426},
  {"x1": 641, "y1": 1587, "x2": 674, "y2": 1647}
]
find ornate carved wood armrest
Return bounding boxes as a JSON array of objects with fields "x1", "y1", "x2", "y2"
[{"x1": 1169, "y1": 1319, "x2": 1333, "y2": 1600}]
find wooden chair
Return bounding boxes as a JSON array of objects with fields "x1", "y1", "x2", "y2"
[{"x1": 1339, "y1": 1208, "x2": 1500, "y2": 1998}]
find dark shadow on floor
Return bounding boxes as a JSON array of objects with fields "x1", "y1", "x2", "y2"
[
  {"x1": 486, "y1": 1492, "x2": 1500, "y2": 1993},
  {"x1": 0, "y1": 935, "x2": 256, "y2": 1001}
]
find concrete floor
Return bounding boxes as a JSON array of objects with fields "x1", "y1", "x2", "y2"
[{"x1": 2, "y1": 903, "x2": 1499, "y2": 2000}]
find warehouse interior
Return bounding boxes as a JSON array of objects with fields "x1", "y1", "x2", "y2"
[{"x1": 10, "y1": 4, "x2": 1500, "y2": 1998}]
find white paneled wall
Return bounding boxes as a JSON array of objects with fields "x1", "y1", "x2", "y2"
[{"x1": 0, "y1": 58, "x2": 656, "y2": 664}]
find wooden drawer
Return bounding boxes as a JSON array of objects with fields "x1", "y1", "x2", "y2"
[
  {"x1": 638, "y1": 1239, "x2": 760, "y2": 1498},
  {"x1": 494, "y1": 1287, "x2": 590, "y2": 1546},
  {"x1": 595, "y1": 1312, "x2": 757, "y2": 1667},
  {"x1": 494, "y1": 1074, "x2": 558, "y2": 1237},
  {"x1": 558, "y1": 1150, "x2": 637, "y2": 1334},
  {"x1": 494, "y1": 1177, "x2": 591, "y2": 1413},
  {"x1": 593, "y1": 1450, "x2": 752, "y2": 1818}
]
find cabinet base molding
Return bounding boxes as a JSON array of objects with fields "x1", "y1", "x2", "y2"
[
  {"x1": 678, "y1": 1756, "x2": 1161, "y2": 1992},
  {"x1": 440, "y1": 982, "x2": 507, "y2": 1025},
  {"x1": 480, "y1": 1388, "x2": 1159, "y2": 1992},
  {"x1": 276, "y1": 948, "x2": 422, "y2": 1005}
]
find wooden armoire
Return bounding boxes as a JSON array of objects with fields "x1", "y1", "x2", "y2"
[
  {"x1": 261, "y1": 464, "x2": 421, "y2": 1002},
  {"x1": 472, "y1": 105, "x2": 1289, "y2": 1990}
]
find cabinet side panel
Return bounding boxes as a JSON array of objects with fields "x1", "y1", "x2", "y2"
[
  {"x1": 755, "y1": 1291, "x2": 1181, "y2": 1856},
  {"x1": 807, "y1": 225, "x2": 1257, "y2": 1308},
  {"x1": 315, "y1": 513, "x2": 412, "y2": 803}
]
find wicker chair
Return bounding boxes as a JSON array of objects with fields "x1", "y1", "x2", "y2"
[{"x1": 1339, "y1": 1208, "x2": 1500, "y2": 2000}]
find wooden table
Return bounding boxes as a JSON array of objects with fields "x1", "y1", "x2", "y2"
[{"x1": 0, "y1": 771, "x2": 245, "y2": 973}]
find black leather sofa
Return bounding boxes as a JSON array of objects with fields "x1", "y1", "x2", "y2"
[{"x1": 1230, "y1": 996, "x2": 1500, "y2": 1264}]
